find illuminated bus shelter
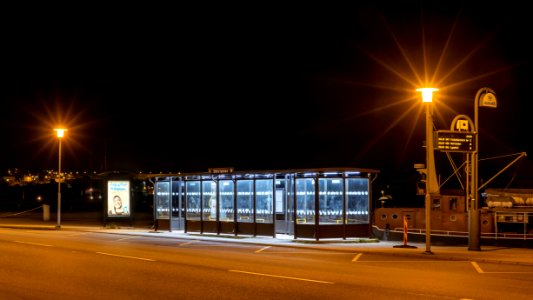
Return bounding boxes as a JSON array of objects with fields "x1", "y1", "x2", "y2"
[{"x1": 152, "y1": 168, "x2": 379, "y2": 240}]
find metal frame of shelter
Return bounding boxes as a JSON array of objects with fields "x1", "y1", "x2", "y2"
[{"x1": 150, "y1": 167, "x2": 379, "y2": 241}]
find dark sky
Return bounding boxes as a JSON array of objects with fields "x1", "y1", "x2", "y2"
[{"x1": 1, "y1": 2, "x2": 532, "y2": 192}]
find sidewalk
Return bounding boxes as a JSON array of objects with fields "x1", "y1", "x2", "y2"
[{"x1": 1, "y1": 212, "x2": 533, "y2": 266}]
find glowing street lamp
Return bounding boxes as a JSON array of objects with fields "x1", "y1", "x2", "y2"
[
  {"x1": 54, "y1": 128, "x2": 67, "y2": 229},
  {"x1": 416, "y1": 88, "x2": 439, "y2": 254}
]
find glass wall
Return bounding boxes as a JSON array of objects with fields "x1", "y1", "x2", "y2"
[
  {"x1": 295, "y1": 178, "x2": 315, "y2": 224},
  {"x1": 255, "y1": 179, "x2": 273, "y2": 223},
  {"x1": 171, "y1": 180, "x2": 183, "y2": 218},
  {"x1": 154, "y1": 169, "x2": 376, "y2": 238},
  {"x1": 318, "y1": 178, "x2": 343, "y2": 224},
  {"x1": 285, "y1": 175, "x2": 295, "y2": 234},
  {"x1": 237, "y1": 180, "x2": 253, "y2": 222},
  {"x1": 203, "y1": 181, "x2": 217, "y2": 221},
  {"x1": 186, "y1": 181, "x2": 201, "y2": 220},
  {"x1": 219, "y1": 180, "x2": 234, "y2": 221},
  {"x1": 155, "y1": 181, "x2": 170, "y2": 219},
  {"x1": 345, "y1": 178, "x2": 369, "y2": 223}
]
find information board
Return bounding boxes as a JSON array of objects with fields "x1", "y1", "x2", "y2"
[{"x1": 436, "y1": 130, "x2": 475, "y2": 152}]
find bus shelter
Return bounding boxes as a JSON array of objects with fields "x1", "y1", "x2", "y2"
[{"x1": 152, "y1": 167, "x2": 378, "y2": 240}]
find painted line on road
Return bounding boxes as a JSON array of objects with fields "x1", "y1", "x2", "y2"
[
  {"x1": 182, "y1": 243, "x2": 244, "y2": 247},
  {"x1": 352, "y1": 253, "x2": 363, "y2": 262},
  {"x1": 67, "y1": 232, "x2": 91, "y2": 237},
  {"x1": 471, "y1": 261, "x2": 533, "y2": 274},
  {"x1": 255, "y1": 246, "x2": 271, "y2": 253},
  {"x1": 14, "y1": 241, "x2": 53, "y2": 247},
  {"x1": 116, "y1": 236, "x2": 137, "y2": 241},
  {"x1": 178, "y1": 241, "x2": 197, "y2": 246},
  {"x1": 229, "y1": 269, "x2": 334, "y2": 284},
  {"x1": 471, "y1": 262, "x2": 484, "y2": 273},
  {"x1": 96, "y1": 251, "x2": 156, "y2": 261},
  {"x1": 24, "y1": 230, "x2": 49, "y2": 234},
  {"x1": 259, "y1": 251, "x2": 356, "y2": 255},
  {"x1": 356, "y1": 260, "x2": 464, "y2": 263}
]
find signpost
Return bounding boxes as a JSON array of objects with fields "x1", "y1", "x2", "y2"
[
  {"x1": 436, "y1": 90, "x2": 497, "y2": 251},
  {"x1": 469, "y1": 88, "x2": 497, "y2": 251}
]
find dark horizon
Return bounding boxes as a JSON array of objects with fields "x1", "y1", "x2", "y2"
[{"x1": 1, "y1": 2, "x2": 532, "y2": 196}]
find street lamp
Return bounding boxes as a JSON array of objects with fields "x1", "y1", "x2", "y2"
[
  {"x1": 469, "y1": 88, "x2": 497, "y2": 251},
  {"x1": 416, "y1": 88, "x2": 439, "y2": 254},
  {"x1": 54, "y1": 128, "x2": 67, "y2": 229}
]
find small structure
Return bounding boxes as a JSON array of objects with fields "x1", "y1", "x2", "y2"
[{"x1": 150, "y1": 167, "x2": 379, "y2": 240}]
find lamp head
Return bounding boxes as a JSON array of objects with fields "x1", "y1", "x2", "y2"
[
  {"x1": 54, "y1": 128, "x2": 67, "y2": 138},
  {"x1": 416, "y1": 88, "x2": 438, "y2": 103}
]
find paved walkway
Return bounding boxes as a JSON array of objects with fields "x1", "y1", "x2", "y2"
[{"x1": 1, "y1": 213, "x2": 532, "y2": 266}]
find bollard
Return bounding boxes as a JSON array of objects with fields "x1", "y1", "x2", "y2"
[
  {"x1": 402, "y1": 215, "x2": 408, "y2": 245},
  {"x1": 42, "y1": 204, "x2": 50, "y2": 221},
  {"x1": 384, "y1": 223, "x2": 390, "y2": 241},
  {"x1": 393, "y1": 215, "x2": 417, "y2": 248}
]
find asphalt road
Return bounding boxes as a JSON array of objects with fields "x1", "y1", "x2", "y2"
[{"x1": 1, "y1": 228, "x2": 532, "y2": 299}]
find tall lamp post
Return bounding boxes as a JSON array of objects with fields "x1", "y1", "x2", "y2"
[
  {"x1": 416, "y1": 88, "x2": 439, "y2": 254},
  {"x1": 54, "y1": 128, "x2": 67, "y2": 229},
  {"x1": 469, "y1": 88, "x2": 497, "y2": 251}
]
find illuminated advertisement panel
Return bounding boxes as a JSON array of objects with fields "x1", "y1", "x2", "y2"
[{"x1": 107, "y1": 180, "x2": 130, "y2": 217}]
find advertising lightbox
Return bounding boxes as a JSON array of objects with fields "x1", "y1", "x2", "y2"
[{"x1": 107, "y1": 180, "x2": 130, "y2": 217}]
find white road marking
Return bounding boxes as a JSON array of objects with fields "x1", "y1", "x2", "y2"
[
  {"x1": 116, "y1": 236, "x2": 137, "y2": 241},
  {"x1": 471, "y1": 262, "x2": 484, "y2": 273},
  {"x1": 352, "y1": 253, "x2": 363, "y2": 262},
  {"x1": 471, "y1": 261, "x2": 533, "y2": 273},
  {"x1": 229, "y1": 269, "x2": 334, "y2": 284},
  {"x1": 260, "y1": 251, "x2": 355, "y2": 255},
  {"x1": 67, "y1": 232, "x2": 91, "y2": 237},
  {"x1": 255, "y1": 246, "x2": 271, "y2": 253},
  {"x1": 96, "y1": 252, "x2": 156, "y2": 261},
  {"x1": 14, "y1": 241, "x2": 52, "y2": 247},
  {"x1": 357, "y1": 260, "x2": 462, "y2": 263},
  {"x1": 178, "y1": 241, "x2": 197, "y2": 246}
]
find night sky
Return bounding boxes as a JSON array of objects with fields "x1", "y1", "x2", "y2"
[{"x1": 1, "y1": 2, "x2": 532, "y2": 196}]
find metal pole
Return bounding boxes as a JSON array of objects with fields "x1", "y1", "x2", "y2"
[
  {"x1": 424, "y1": 103, "x2": 433, "y2": 254},
  {"x1": 417, "y1": 87, "x2": 438, "y2": 255},
  {"x1": 56, "y1": 137, "x2": 62, "y2": 229},
  {"x1": 469, "y1": 89, "x2": 483, "y2": 250}
]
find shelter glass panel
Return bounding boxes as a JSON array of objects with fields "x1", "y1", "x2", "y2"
[
  {"x1": 171, "y1": 180, "x2": 183, "y2": 218},
  {"x1": 345, "y1": 178, "x2": 369, "y2": 224},
  {"x1": 219, "y1": 180, "x2": 234, "y2": 222},
  {"x1": 203, "y1": 181, "x2": 217, "y2": 221},
  {"x1": 286, "y1": 175, "x2": 295, "y2": 225},
  {"x1": 186, "y1": 181, "x2": 201, "y2": 220},
  {"x1": 318, "y1": 178, "x2": 343, "y2": 224},
  {"x1": 155, "y1": 181, "x2": 170, "y2": 219},
  {"x1": 237, "y1": 180, "x2": 253, "y2": 222},
  {"x1": 255, "y1": 179, "x2": 273, "y2": 223},
  {"x1": 295, "y1": 178, "x2": 315, "y2": 224}
]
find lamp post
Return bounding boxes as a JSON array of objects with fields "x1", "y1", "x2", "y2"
[
  {"x1": 469, "y1": 88, "x2": 497, "y2": 251},
  {"x1": 416, "y1": 88, "x2": 439, "y2": 254},
  {"x1": 54, "y1": 128, "x2": 67, "y2": 229}
]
